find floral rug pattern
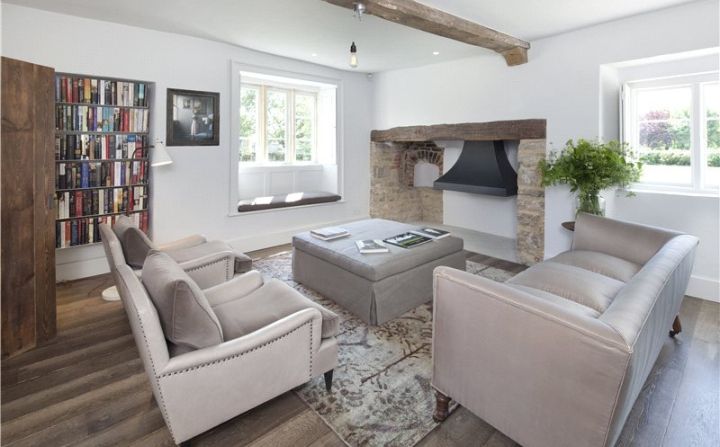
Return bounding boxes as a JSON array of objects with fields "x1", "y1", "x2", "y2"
[{"x1": 254, "y1": 251, "x2": 521, "y2": 447}]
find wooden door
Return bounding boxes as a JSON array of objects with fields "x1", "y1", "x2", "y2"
[{"x1": 1, "y1": 56, "x2": 56, "y2": 357}]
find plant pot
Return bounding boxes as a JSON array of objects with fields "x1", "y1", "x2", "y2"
[{"x1": 576, "y1": 191, "x2": 605, "y2": 216}]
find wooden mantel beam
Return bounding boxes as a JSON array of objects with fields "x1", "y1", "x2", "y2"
[
  {"x1": 370, "y1": 120, "x2": 547, "y2": 142},
  {"x1": 322, "y1": 0, "x2": 530, "y2": 66}
]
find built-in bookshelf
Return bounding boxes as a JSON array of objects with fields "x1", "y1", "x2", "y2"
[{"x1": 54, "y1": 73, "x2": 152, "y2": 248}]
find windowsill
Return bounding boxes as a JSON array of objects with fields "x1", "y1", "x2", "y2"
[
  {"x1": 238, "y1": 163, "x2": 324, "y2": 171},
  {"x1": 228, "y1": 198, "x2": 345, "y2": 217},
  {"x1": 626, "y1": 186, "x2": 719, "y2": 198}
]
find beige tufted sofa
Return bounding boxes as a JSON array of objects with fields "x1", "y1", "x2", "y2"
[{"x1": 431, "y1": 213, "x2": 698, "y2": 447}]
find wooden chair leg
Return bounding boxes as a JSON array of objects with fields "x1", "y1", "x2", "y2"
[
  {"x1": 324, "y1": 369, "x2": 334, "y2": 392},
  {"x1": 669, "y1": 315, "x2": 682, "y2": 337},
  {"x1": 433, "y1": 390, "x2": 451, "y2": 422}
]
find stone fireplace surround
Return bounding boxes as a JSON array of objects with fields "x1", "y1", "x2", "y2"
[{"x1": 369, "y1": 120, "x2": 546, "y2": 265}]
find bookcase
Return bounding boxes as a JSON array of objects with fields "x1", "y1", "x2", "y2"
[{"x1": 54, "y1": 73, "x2": 152, "y2": 248}]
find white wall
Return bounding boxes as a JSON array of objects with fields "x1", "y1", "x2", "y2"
[
  {"x1": 1, "y1": 4, "x2": 373, "y2": 280},
  {"x1": 372, "y1": 0, "x2": 719, "y2": 300}
]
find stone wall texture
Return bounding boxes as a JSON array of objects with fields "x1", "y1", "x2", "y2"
[
  {"x1": 516, "y1": 139, "x2": 546, "y2": 264},
  {"x1": 370, "y1": 137, "x2": 545, "y2": 265},
  {"x1": 370, "y1": 142, "x2": 443, "y2": 224}
]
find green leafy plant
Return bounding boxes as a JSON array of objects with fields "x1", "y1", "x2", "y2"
[{"x1": 539, "y1": 139, "x2": 642, "y2": 215}]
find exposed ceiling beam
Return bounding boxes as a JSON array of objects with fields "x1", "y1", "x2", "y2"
[
  {"x1": 371, "y1": 120, "x2": 547, "y2": 142},
  {"x1": 322, "y1": 0, "x2": 530, "y2": 66}
]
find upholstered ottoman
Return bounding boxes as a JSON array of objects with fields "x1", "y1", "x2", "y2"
[{"x1": 292, "y1": 219, "x2": 465, "y2": 325}]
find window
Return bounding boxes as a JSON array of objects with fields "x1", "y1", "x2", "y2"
[
  {"x1": 239, "y1": 83, "x2": 317, "y2": 164},
  {"x1": 623, "y1": 73, "x2": 719, "y2": 193}
]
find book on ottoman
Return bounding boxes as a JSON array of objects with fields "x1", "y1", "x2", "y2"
[{"x1": 311, "y1": 226, "x2": 349, "y2": 241}]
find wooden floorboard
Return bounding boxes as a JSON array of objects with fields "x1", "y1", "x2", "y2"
[{"x1": 1, "y1": 244, "x2": 717, "y2": 447}]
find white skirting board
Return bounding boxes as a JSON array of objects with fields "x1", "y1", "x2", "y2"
[{"x1": 686, "y1": 275, "x2": 720, "y2": 303}]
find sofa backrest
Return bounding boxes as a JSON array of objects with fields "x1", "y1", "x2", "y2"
[
  {"x1": 600, "y1": 234, "x2": 698, "y2": 447},
  {"x1": 573, "y1": 213, "x2": 682, "y2": 266},
  {"x1": 115, "y1": 263, "x2": 171, "y2": 379}
]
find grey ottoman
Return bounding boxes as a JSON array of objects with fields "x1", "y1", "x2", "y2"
[{"x1": 292, "y1": 219, "x2": 465, "y2": 325}]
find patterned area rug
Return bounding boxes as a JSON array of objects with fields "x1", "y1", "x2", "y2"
[{"x1": 254, "y1": 251, "x2": 523, "y2": 447}]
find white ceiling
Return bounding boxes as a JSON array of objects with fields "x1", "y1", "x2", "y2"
[{"x1": 4, "y1": 0, "x2": 700, "y2": 72}]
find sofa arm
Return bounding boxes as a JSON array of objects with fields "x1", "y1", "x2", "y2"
[
  {"x1": 178, "y1": 251, "x2": 235, "y2": 289},
  {"x1": 156, "y1": 308, "x2": 323, "y2": 443},
  {"x1": 573, "y1": 213, "x2": 681, "y2": 265},
  {"x1": 156, "y1": 234, "x2": 207, "y2": 252},
  {"x1": 432, "y1": 266, "x2": 630, "y2": 447},
  {"x1": 233, "y1": 251, "x2": 253, "y2": 274}
]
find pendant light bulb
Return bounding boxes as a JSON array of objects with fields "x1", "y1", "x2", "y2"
[{"x1": 350, "y1": 41, "x2": 358, "y2": 68}]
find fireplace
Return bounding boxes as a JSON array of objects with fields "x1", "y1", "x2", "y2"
[{"x1": 369, "y1": 120, "x2": 546, "y2": 265}]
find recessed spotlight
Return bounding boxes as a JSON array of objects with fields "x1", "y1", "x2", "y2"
[
  {"x1": 311, "y1": 53, "x2": 318, "y2": 57},
  {"x1": 432, "y1": 51, "x2": 440, "y2": 56}
]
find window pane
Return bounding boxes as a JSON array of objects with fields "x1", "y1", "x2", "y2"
[
  {"x1": 295, "y1": 94, "x2": 315, "y2": 162},
  {"x1": 239, "y1": 86, "x2": 258, "y2": 162},
  {"x1": 266, "y1": 90, "x2": 288, "y2": 162},
  {"x1": 636, "y1": 87, "x2": 692, "y2": 185},
  {"x1": 704, "y1": 83, "x2": 719, "y2": 188}
]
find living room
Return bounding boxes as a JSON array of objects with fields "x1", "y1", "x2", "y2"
[{"x1": 1, "y1": 0, "x2": 718, "y2": 446}]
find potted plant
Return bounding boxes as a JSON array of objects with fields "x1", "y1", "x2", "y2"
[{"x1": 539, "y1": 139, "x2": 642, "y2": 215}]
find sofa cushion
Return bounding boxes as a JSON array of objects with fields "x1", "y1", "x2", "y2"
[
  {"x1": 507, "y1": 284, "x2": 602, "y2": 318},
  {"x1": 549, "y1": 250, "x2": 641, "y2": 283},
  {"x1": 507, "y1": 262, "x2": 625, "y2": 313},
  {"x1": 213, "y1": 278, "x2": 339, "y2": 339},
  {"x1": 141, "y1": 251, "x2": 224, "y2": 350},
  {"x1": 113, "y1": 216, "x2": 154, "y2": 269}
]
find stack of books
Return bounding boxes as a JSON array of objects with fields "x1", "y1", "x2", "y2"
[
  {"x1": 384, "y1": 227, "x2": 451, "y2": 249},
  {"x1": 311, "y1": 227, "x2": 350, "y2": 241},
  {"x1": 355, "y1": 239, "x2": 390, "y2": 254}
]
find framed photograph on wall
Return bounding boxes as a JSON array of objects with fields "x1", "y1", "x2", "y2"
[{"x1": 166, "y1": 88, "x2": 219, "y2": 146}]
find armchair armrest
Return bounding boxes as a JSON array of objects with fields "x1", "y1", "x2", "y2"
[
  {"x1": 157, "y1": 234, "x2": 207, "y2": 251},
  {"x1": 432, "y1": 266, "x2": 630, "y2": 447},
  {"x1": 155, "y1": 308, "x2": 323, "y2": 443},
  {"x1": 573, "y1": 213, "x2": 681, "y2": 265},
  {"x1": 178, "y1": 251, "x2": 235, "y2": 289}
]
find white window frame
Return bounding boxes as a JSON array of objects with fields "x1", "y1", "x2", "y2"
[
  {"x1": 622, "y1": 72, "x2": 719, "y2": 195},
  {"x1": 240, "y1": 83, "x2": 318, "y2": 164},
  {"x1": 228, "y1": 61, "x2": 344, "y2": 216}
]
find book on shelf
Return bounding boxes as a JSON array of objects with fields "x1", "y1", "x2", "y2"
[
  {"x1": 410, "y1": 227, "x2": 451, "y2": 239},
  {"x1": 383, "y1": 232, "x2": 433, "y2": 249},
  {"x1": 56, "y1": 159, "x2": 147, "y2": 190},
  {"x1": 55, "y1": 75, "x2": 150, "y2": 107},
  {"x1": 55, "y1": 134, "x2": 148, "y2": 160},
  {"x1": 55, "y1": 211, "x2": 148, "y2": 248},
  {"x1": 310, "y1": 227, "x2": 349, "y2": 241},
  {"x1": 355, "y1": 239, "x2": 390, "y2": 254},
  {"x1": 55, "y1": 104, "x2": 149, "y2": 133},
  {"x1": 55, "y1": 186, "x2": 147, "y2": 219}
]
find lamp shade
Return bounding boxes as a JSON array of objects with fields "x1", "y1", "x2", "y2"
[{"x1": 151, "y1": 140, "x2": 173, "y2": 167}]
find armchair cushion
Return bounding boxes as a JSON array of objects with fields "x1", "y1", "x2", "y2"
[
  {"x1": 213, "y1": 278, "x2": 339, "y2": 340},
  {"x1": 113, "y1": 216, "x2": 154, "y2": 268},
  {"x1": 507, "y1": 261, "x2": 625, "y2": 314},
  {"x1": 204, "y1": 270, "x2": 265, "y2": 307},
  {"x1": 165, "y1": 240, "x2": 253, "y2": 275},
  {"x1": 142, "y1": 251, "x2": 224, "y2": 350}
]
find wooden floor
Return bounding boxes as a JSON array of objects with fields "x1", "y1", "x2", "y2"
[{"x1": 1, "y1": 246, "x2": 718, "y2": 446}]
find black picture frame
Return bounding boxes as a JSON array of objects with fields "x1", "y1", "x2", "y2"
[{"x1": 166, "y1": 88, "x2": 219, "y2": 146}]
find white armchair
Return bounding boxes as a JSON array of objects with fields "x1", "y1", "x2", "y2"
[{"x1": 114, "y1": 251, "x2": 339, "y2": 445}]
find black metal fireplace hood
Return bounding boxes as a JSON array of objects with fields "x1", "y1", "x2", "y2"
[{"x1": 433, "y1": 140, "x2": 518, "y2": 196}]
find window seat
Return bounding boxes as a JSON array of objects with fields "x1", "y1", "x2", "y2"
[{"x1": 237, "y1": 191, "x2": 341, "y2": 212}]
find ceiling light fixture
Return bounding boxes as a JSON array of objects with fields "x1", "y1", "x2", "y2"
[
  {"x1": 353, "y1": 2, "x2": 366, "y2": 21},
  {"x1": 312, "y1": 53, "x2": 318, "y2": 57},
  {"x1": 349, "y1": 42, "x2": 358, "y2": 68},
  {"x1": 433, "y1": 51, "x2": 440, "y2": 55}
]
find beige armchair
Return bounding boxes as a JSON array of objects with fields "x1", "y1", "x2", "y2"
[
  {"x1": 431, "y1": 213, "x2": 698, "y2": 447},
  {"x1": 99, "y1": 217, "x2": 252, "y2": 292},
  {"x1": 115, "y1": 251, "x2": 339, "y2": 445}
]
